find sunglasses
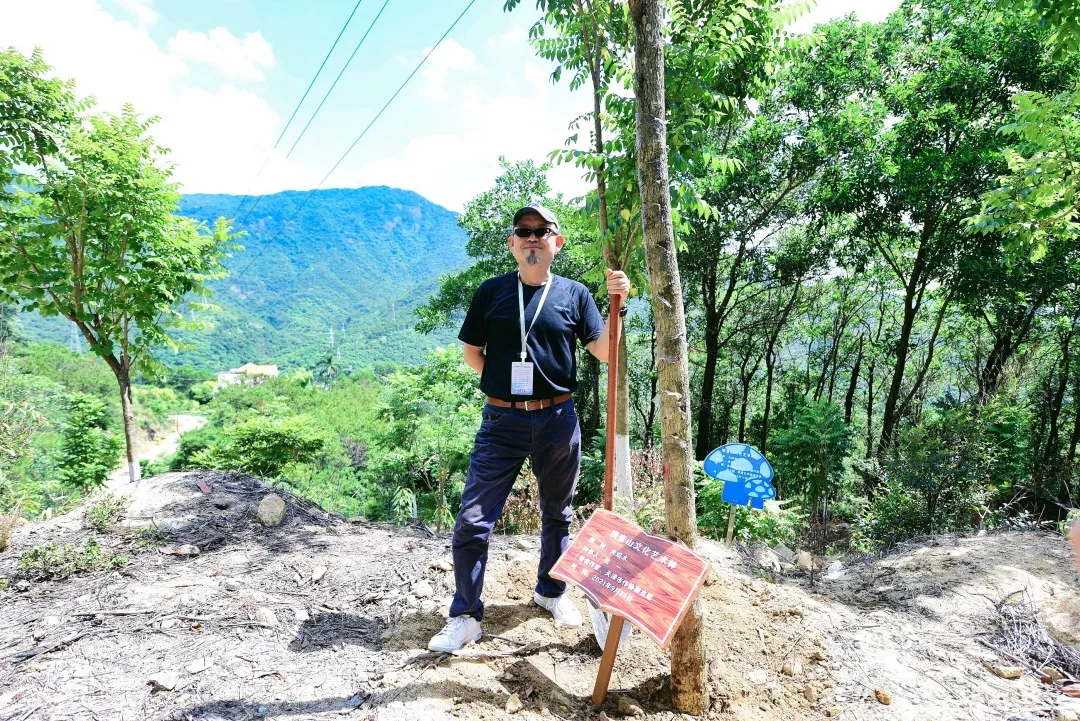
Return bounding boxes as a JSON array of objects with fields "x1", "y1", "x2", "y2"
[{"x1": 513, "y1": 227, "x2": 558, "y2": 239}]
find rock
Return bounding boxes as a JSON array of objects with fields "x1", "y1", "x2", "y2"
[
  {"x1": 224, "y1": 579, "x2": 241, "y2": 592},
  {"x1": 773, "y1": 544, "x2": 795, "y2": 563},
  {"x1": 1060, "y1": 709, "x2": 1079, "y2": 721},
  {"x1": 420, "y1": 599, "x2": 439, "y2": 614},
  {"x1": 988, "y1": 665, "x2": 1023, "y2": 680},
  {"x1": 516, "y1": 538, "x2": 533, "y2": 551},
  {"x1": 755, "y1": 548, "x2": 782, "y2": 573},
  {"x1": 294, "y1": 608, "x2": 309, "y2": 622},
  {"x1": 794, "y1": 551, "x2": 814, "y2": 571},
  {"x1": 411, "y1": 580, "x2": 434, "y2": 598},
  {"x1": 431, "y1": 558, "x2": 453, "y2": 571},
  {"x1": 617, "y1": 696, "x2": 645, "y2": 716},
  {"x1": 1041, "y1": 595, "x2": 1080, "y2": 648},
  {"x1": 149, "y1": 671, "x2": 179, "y2": 691},
  {"x1": 159, "y1": 544, "x2": 200, "y2": 557},
  {"x1": 746, "y1": 668, "x2": 769, "y2": 685},
  {"x1": 874, "y1": 688, "x2": 891, "y2": 705},
  {"x1": 255, "y1": 607, "x2": 278, "y2": 626},
  {"x1": 505, "y1": 693, "x2": 523, "y2": 714},
  {"x1": 1043, "y1": 666, "x2": 1065, "y2": 681},
  {"x1": 804, "y1": 685, "x2": 818, "y2": 702},
  {"x1": 781, "y1": 663, "x2": 794, "y2": 676},
  {"x1": 212, "y1": 498, "x2": 230, "y2": 510},
  {"x1": 825, "y1": 560, "x2": 844, "y2": 579},
  {"x1": 187, "y1": 657, "x2": 213, "y2": 674},
  {"x1": 15, "y1": 580, "x2": 30, "y2": 592},
  {"x1": 160, "y1": 618, "x2": 178, "y2": 630},
  {"x1": 311, "y1": 566, "x2": 327, "y2": 584},
  {"x1": 256, "y1": 494, "x2": 287, "y2": 526}
]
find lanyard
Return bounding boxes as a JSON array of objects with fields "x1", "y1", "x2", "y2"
[{"x1": 518, "y1": 274, "x2": 554, "y2": 362}]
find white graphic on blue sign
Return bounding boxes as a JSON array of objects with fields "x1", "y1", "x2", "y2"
[{"x1": 703, "y1": 443, "x2": 776, "y2": 510}]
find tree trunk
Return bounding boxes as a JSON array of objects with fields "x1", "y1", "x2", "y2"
[
  {"x1": 878, "y1": 280, "x2": 922, "y2": 457},
  {"x1": 1068, "y1": 365, "x2": 1080, "y2": 467},
  {"x1": 761, "y1": 284, "x2": 800, "y2": 453},
  {"x1": 865, "y1": 359, "x2": 875, "y2": 460},
  {"x1": 630, "y1": 0, "x2": 708, "y2": 712},
  {"x1": 117, "y1": 366, "x2": 141, "y2": 484},
  {"x1": 694, "y1": 267, "x2": 719, "y2": 460},
  {"x1": 844, "y1": 338, "x2": 864, "y2": 425}
]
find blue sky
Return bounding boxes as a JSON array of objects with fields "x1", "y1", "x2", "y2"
[{"x1": 2, "y1": 0, "x2": 900, "y2": 211}]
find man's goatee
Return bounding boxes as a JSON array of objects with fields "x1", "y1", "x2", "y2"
[{"x1": 526, "y1": 252, "x2": 540, "y2": 266}]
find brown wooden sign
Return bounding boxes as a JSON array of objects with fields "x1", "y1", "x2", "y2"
[{"x1": 551, "y1": 509, "x2": 711, "y2": 650}]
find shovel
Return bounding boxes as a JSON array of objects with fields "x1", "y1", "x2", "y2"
[{"x1": 586, "y1": 289, "x2": 632, "y2": 650}]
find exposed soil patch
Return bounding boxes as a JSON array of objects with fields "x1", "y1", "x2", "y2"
[{"x1": 1, "y1": 471, "x2": 1077, "y2": 720}]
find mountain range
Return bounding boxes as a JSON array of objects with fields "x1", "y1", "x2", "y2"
[{"x1": 19, "y1": 186, "x2": 470, "y2": 373}]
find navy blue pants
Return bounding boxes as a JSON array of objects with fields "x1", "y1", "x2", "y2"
[{"x1": 450, "y1": 399, "x2": 581, "y2": 621}]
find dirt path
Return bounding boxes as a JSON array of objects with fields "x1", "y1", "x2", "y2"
[
  {"x1": 1, "y1": 471, "x2": 1079, "y2": 720},
  {"x1": 107, "y1": 414, "x2": 207, "y2": 489}
]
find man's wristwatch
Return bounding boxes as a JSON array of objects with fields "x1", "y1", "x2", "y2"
[{"x1": 618, "y1": 304, "x2": 628, "y2": 317}]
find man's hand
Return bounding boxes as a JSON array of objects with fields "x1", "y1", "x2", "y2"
[{"x1": 605, "y1": 269, "x2": 630, "y2": 300}]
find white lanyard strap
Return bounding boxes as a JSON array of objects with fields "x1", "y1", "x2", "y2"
[{"x1": 518, "y1": 274, "x2": 554, "y2": 362}]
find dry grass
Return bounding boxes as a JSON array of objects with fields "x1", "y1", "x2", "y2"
[{"x1": 0, "y1": 503, "x2": 22, "y2": 553}]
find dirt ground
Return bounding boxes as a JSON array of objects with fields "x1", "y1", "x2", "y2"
[
  {"x1": 106, "y1": 414, "x2": 208, "y2": 488},
  {"x1": 2, "y1": 470, "x2": 1080, "y2": 721}
]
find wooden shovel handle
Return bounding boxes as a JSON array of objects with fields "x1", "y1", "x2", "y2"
[{"x1": 604, "y1": 293, "x2": 623, "y2": 512}]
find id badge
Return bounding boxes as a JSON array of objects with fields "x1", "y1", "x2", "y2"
[{"x1": 511, "y1": 361, "x2": 534, "y2": 396}]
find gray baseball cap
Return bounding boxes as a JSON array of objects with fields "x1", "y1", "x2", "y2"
[{"x1": 512, "y1": 203, "x2": 559, "y2": 231}]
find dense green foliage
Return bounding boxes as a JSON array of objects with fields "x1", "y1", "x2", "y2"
[
  {"x1": 21, "y1": 186, "x2": 470, "y2": 374},
  {"x1": 5, "y1": 0, "x2": 1080, "y2": 560},
  {"x1": 53, "y1": 393, "x2": 121, "y2": 488}
]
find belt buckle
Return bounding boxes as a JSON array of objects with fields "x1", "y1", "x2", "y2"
[{"x1": 523, "y1": 399, "x2": 539, "y2": 411}]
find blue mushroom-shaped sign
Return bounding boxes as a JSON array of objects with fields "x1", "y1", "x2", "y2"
[{"x1": 703, "y1": 443, "x2": 776, "y2": 510}]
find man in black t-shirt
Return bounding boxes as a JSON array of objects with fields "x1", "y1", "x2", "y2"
[{"x1": 428, "y1": 203, "x2": 629, "y2": 653}]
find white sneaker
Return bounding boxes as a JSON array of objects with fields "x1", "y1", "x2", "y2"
[
  {"x1": 534, "y1": 592, "x2": 583, "y2": 628},
  {"x1": 427, "y1": 616, "x2": 482, "y2": 652}
]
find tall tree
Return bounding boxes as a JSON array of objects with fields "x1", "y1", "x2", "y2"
[
  {"x1": 812, "y1": 1, "x2": 1076, "y2": 458},
  {"x1": 0, "y1": 49, "x2": 237, "y2": 483},
  {"x1": 628, "y1": 0, "x2": 707, "y2": 712}
]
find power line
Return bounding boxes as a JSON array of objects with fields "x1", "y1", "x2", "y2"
[
  {"x1": 230, "y1": 0, "x2": 367, "y2": 221},
  {"x1": 285, "y1": 0, "x2": 392, "y2": 160},
  {"x1": 231, "y1": 0, "x2": 478, "y2": 281}
]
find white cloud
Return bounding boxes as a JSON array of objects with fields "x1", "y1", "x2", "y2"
[
  {"x1": 0, "y1": 0, "x2": 311, "y2": 196},
  {"x1": 341, "y1": 63, "x2": 590, "y2": 211},
  {"x1": 115, "y1": 0, "x2": 158, "y2": 26},
  {"x1": 486, "y1": 25, "x2": 527, "y2": 50},
  {"x1": 167, "y1": 27, "x2": 275, "y2": 82},
  {"x1": 419, "y1": 38, "x2": 478, "y2": 101}
]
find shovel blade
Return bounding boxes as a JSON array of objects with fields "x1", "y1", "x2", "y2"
[{"x1": 587, "y1": 598, "x2": 631, "y2": 649}]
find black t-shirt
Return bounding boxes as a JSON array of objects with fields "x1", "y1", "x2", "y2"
[{"x1": 458, "y1": 272, "x2": 605, "y2": 401}]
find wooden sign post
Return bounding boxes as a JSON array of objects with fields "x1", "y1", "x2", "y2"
[{"x1": 550, "y1": 509, "x2": 711, "y2": 705}]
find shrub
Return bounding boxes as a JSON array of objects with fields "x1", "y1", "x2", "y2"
[
  {"x1": 853, "y1": 407, "x2": 995, "y2": 551},
  {"x1": 54, "y1": 393, "x2": 122, "y2": 488},
  {"x1": 733, "y1": 503, "x2": 807, "y2": 548},
  {"x1": 16, "y1": 537, "x2": 129, "y2": 581},
  {"x1": 85, "y1": 492, "x2": 130, "y2": 533},
  {"x1": 770, "y1": 399, "x2": 852, "y2": 514},
  {"x1": 171, "y1": 424, "x2": 222, "y2": 470},
  {"x1": 193, "y1": 415, "x2": 326, "y2": 478}
]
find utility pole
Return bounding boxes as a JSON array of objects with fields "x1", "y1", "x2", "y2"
[{"x1": 629, "y1": 0, "x2": 709, "y2": 713}]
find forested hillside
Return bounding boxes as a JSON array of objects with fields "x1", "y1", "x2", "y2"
[{"x1": 20, "y1": 186, "x2": 469, "y2": 372}]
